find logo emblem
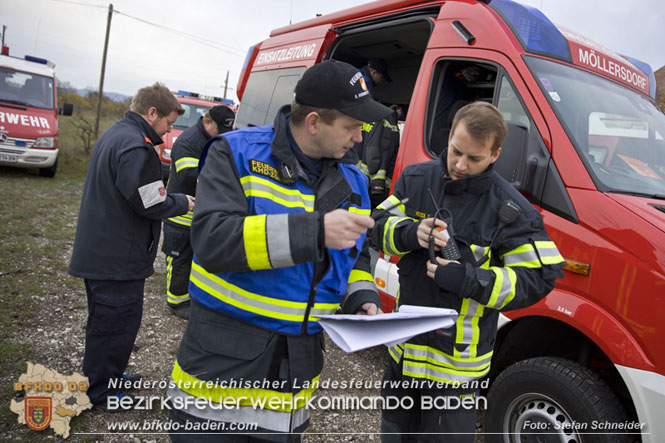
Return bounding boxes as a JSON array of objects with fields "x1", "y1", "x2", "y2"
[
  {"x1": 25, "y1": 397, "x2": 52, "y2": 431},
  {"x1": 359, "y1": 77, "x2": 368, "y2": 92},
  {"x1": 0, "y1": 133, "x2": 7, "y2": 143}
]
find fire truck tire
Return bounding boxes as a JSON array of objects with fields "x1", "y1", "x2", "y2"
[
  {"x1": 39, "y1": 157, "x2": 58, "y2": 178},
  {"x1": 484, "y1": 357, "x2": 632, "y2": 443}
]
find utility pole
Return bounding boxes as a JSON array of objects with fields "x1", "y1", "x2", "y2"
[
  {"x1": 95, "y1": 3, "x2": 113, "y2": 139},
  {"x1": 223, "y1": 70, "x2": 229, "y2": 99}
]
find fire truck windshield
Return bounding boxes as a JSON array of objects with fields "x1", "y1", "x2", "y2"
[
  {"x1": 173, "y1": 103, "x2": 214, "y2": 130},
  {"x1": 526, "y1": 56, "x2": 665, "y2": 199},
  {"x1": 0, "y1": 66, "x2": 54, "y2": 110}
]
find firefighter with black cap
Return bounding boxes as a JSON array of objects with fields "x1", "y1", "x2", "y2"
[
  {"x1": 162, "y1": 105, "x2": 235, "y2": 319},
  {"x1": 168, "y1": 60, "x2": 391, "y2": 441}
]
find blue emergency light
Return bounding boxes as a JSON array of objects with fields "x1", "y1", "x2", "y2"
[
  {"x1": 489, "y1": 0, "x2": 571, "y2": 62},
  {"x1": 24, "y1": 55, "x2": 48, "y2": 65},
  {"x1": 620, "y1": 54, "x2": 657, "y2": 100}
]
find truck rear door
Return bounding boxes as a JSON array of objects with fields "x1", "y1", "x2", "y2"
[{"x1": 236, "y1": 24, "x2": 335, "y2": 128}]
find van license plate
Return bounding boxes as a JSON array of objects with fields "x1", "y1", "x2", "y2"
[{"x1": 0, "y1": 154, "x2": 18, "y2": 163}]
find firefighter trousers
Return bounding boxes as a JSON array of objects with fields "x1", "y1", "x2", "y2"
[
  {"x1": 162, "y1": 223, "x2": 193, "y2": 306},
  {"x1": 380, "y1": 359, "x2": 478, "y2": 443},
  {"x1": 82, "y1": 278, "x2": 144, "y2": 405}
]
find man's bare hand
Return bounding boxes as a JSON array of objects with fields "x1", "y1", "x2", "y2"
[
  {"x1": 356, "y1": 302, "x2": 383, "y2": 315},
  {"x1": 324, "y1": 209, "x2": 375, "y2": 249},
  {"x1": 186, "y1": 195, "x2": 195, "y2": 212},
  {"x1": 417, "y1": 217, "x2": 448, "y2": 249}
]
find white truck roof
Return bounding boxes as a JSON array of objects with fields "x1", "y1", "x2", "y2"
[{"x1": 0, "y1": 54, "x2": 55, "y2": 78}]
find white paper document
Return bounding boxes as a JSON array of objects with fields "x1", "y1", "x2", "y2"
[{"x1": 317, "y1": 305, "x2": 458, "y2": 353}]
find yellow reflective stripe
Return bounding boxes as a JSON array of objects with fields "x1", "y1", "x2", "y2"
[
  {"x1": 402, "y1": 360, "x2": 491, "y2": 383},
  {"x1": 454, "y1": 299, "x2": 484, "y2": 359},
  {"x1": 348, "y1": 269, "x2": 373, "y2": 284},
  {"x1": 535, "y1": 240, "x2": 565, "y2": 265},
  {"x1": 377, "y1": 195, "x2": 406, "y2": 216},
  {"x1": 190, "y1": 262, "x2": 338, "y2": 322},
  {"x1": 487, "y1": 267, "x2": 517, "y2": 309},
  {"x1": 388, "y1": 344, "x2": 404, "y2": 364},
  {"x1": 348, "y1": 206, "x2": 370, "y2": 216},
  {"x1": 243, "y1": 215, "x2": 270, "y2": 270},
  {"x1": 361, "y1": 122, "x2": 374, "y2": 133},
  {"x1": 371, "y1": 169, "x2": 387, "y2": 180},
  {"x1": 175, "y1": 157, "x2": 200, "y2": 172},
  {"x1": 502, "y1": 241, "x2": 565, "y2": 268},
  {"x1": 241, "y1": 176, "x2": 315, "y2": 212},
  {"x1": 172, "y1": 360, "x2": 318, "y2": 412},
  {"x1": 168, "y1": 210, "x2": 193, "y2": 226},
  {"x1": 356, "y1": 161, "x2": 370, "y2": 176},
  {"x1": 403, "y1": 344, "x2": 492, "y2": 369}
]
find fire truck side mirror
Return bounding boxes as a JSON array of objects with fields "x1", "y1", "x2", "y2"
[{"x1": 59, "y1": 102, "x2": 74, "y2": 116}]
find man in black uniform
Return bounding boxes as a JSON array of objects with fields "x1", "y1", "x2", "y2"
[
  {"x1": 68, "y1": 83, "x2": 195, "y2": 410},
  {"x1": 371, "y1": 102, "x2": 566, "y2": 442},
  {"x1": 162, "y1": 105, "x2": 235, "y2": 319}
]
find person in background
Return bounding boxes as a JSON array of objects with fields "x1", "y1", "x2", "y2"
[
  {"x1": 162, "y1": 105, "x2": 236, "y2": 319},
  {"x1": 168, "y1": 60, "x2": 391, "y2": 441},
  {"x1": 372, "y1": 102, "x2": 566, "y2": 442},
  {"x1": 355, "y1": 58, "x2": 400, "y2": 207},
  {"x1": 68, "y1": 83, "x2": 194, "y2": 411}
]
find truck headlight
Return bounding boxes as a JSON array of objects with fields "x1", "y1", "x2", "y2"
[{"x1": 33, "y1": 137, "x2": 57, "y2": 149}]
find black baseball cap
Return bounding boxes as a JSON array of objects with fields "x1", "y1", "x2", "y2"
[
  {"x1": 209, "y1": 105, "x2": 235, "y2": 130},
  {"x1": 368, "y1": 58, "x2": 392, "y2": 83},
  {"x1": 294, "y1": 60, "x2": 392, "y2": 123}
]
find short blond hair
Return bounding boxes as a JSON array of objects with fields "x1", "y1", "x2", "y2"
[{"x1": 130, "y1": 83, "x2": 184, "y2": 117}]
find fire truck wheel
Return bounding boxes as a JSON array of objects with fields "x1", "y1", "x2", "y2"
[
  {"x1": 484, "y1": 357, "x2": 632, "y2": 443},
  {"x1": 39, "y1": 157, "x2": 58, "y2": 178}
]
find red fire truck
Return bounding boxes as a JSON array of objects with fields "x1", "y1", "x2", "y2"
[
  {"x1": 0, "y1": 44, "x2": 72, "y2": 177},
  {"x1": 157, "y1": 90, "x2": 233, "y2": 179},
  {"x1": 235, "y1": 0, "x2": 665, "y2": 440}
]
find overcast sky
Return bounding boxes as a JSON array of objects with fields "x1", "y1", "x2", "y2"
[{"x1": 3, "y1": 0, "x2": 664, "y2": 101}]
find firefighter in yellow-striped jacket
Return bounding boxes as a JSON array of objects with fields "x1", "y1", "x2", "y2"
[
  {"x1": 168, "y1": 60, "x2": 392, "y2": 441},
  {"x1": 162, "y1": 105, "x2": 235, "y2": 319},
  {"x1": 371, "y1": 102, "x2": 566, "y2": 442}
]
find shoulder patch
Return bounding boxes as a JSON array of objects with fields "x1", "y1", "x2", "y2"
[{"x1": 249, "y1": 159, "x2": 282, "y2": 183}]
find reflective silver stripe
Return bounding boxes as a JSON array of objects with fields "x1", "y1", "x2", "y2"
[
  {"x1": 371, "y1": 169, "x2": 387, "y2": 180},
  {"x1": 488, "y1": 267, "x2": 515, "y2": 309},
  {"x1": 402, "y1": 361, "x2": 490, "y2": 383},
  {"x1": 241, "y1": 179, "x2": 314, "y2": 211},
  {"x1": 175, "y1": 157, "x2": 199, "y2": 172},
  {"x1": 167, "y1": 385, "x2": 309, "y2": 433},
  {"x1": 266, "y1": 214, "x2": 295, "y2": 268},
  {"x1": 346, "y1": 280, "x2": 377, "y2": 295},
  {"x1": 470, "y1": 244, "x2": 489, "y2": 263},
  {"x1": 190, "y1": 264, "x2": 338, "y2": 321},
  {"x1": 404, "y1": 345, "x2": 492, "y2": 369},
  {"x1": 377, "y1": 195, "x2": 406, "y2": 217},
  {"x1": 535, "y1": 242, "x2": 565, "y2": 265},
  {"x1": 383, "y1": 217, "x2": 404, "y2": 256},
  {"x1": 168, "y1": 211, "x2": 193, "y2": 226},
  {"x1": 456, "y1": 299, "x2": 482, "y2": 358},
  {"x1": 503, "y1": 249, "x2": 540, "y2": 266}
]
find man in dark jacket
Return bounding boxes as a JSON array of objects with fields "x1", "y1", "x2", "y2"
[
  {"x1": 162, "y1": 105, "x2": 235, "y2": 319},
  {"x1": 372, "y1": 102, "x2": 566, "y2": 442},
  {"x1": 168, "y1": 60, "x2": 391, "y2": 441},
  {"x1": 68, "y1": 83, "x2": 195, "y2": 410}
]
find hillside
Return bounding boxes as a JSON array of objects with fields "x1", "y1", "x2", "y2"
[{"x1": 657, "y1": 65, "x2": 665, "y2": 112}]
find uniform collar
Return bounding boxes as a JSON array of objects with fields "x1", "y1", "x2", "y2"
[
  {"x1": 125, "y1": 111, "x2": 164, "y2": 146},
  {"x1": 438, "y1": 148, "x2": 495, "y2": 195},
  {"x1": 195, "y1": 116, "x2": 212, "y2": 140},
  {"x1": 270, "y1": 105, "x2": 359, "y2": 180}
]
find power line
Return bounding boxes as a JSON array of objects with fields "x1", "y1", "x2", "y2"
[
  {"x1": 113, "y1": 9, "x2": 246, "y2": 57},
  {"x1": 48, "y1": 0, "x2": 107, "y2": 9}
]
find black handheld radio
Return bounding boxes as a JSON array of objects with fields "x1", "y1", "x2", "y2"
[{"x1": 427, "y1": 189, "x2": 461, "y2": 264}]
